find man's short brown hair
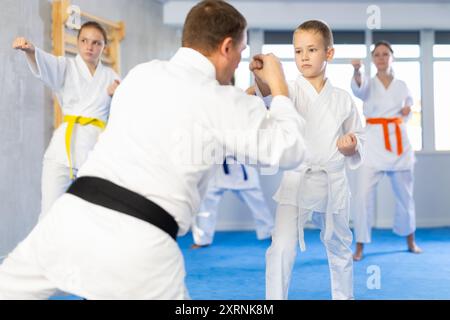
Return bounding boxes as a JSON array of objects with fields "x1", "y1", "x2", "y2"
[
  {"x1": 294, "y1": 20, "x2": 334, "y2": 49},
  {"x1": 182, "y1": 0, "x2": 247, "y2": 54}
]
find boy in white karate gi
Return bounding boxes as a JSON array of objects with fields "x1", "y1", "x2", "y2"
[
  {"x1": 351, "y1": 41, "x2": 422, "y2": 261},
  {"x1": 192, "y1": 156, "x2": 274, "y2": 248},
  {"x1": 12, "y1": 21, "x2": 120, "y2": 218},
  {"x1": 254, "y1": 20, "x2": 365, "y2": 300}
]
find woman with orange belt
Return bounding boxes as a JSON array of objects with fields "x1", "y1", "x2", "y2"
[{"x1": 351, "y1": 41, "x2": 421, "y2": 261}]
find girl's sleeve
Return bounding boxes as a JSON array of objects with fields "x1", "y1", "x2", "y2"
[{"x1": 26, "y1": 47, "x2": 67, "y2": 91}]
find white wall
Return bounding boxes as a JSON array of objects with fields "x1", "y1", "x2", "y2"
[
  {"x1": 375, "y1": 153, "x2": 450, "y2": 228},
  {"x1": 215, "y1": 153, "x2": 450, "y2": 231}
]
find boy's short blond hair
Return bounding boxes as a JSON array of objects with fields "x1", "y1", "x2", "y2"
[{"x1": 294, "y1": 20, "x2": 334, "y2": 49}]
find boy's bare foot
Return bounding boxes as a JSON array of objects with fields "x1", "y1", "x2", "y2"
[
  {"x1": 407, "y1": 233, "x2": 423, "y2": 254},
  {"x1": 190, "y1": 244, "x2": 210, "y2": 250},
  {"x1": 353, "y1": 242, "x2": 364, "y2": 261}
]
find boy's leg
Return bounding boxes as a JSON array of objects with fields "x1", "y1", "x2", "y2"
[
  {"x1": 191, "y1": 187, "x2": 225, "y2": 246},
  {"x1": 265, "y1": 204, "x2": 299, "y2": 300},
  {"x1": 236, "y1": 188, "x2": 274, "y2": 240},
  {"x1": 0, "y1": 225, "x2": 58, "y2": 299},
  {"x1": 313, "y1": 211, "x2": 354, "y2": 300}
]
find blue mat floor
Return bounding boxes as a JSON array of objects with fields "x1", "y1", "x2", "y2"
[
  {"x1": 52, "y1": 228, "x2": 450, "y2": 300},
  {"x1": 178, "y1": 227, "x2": 450, "y2": 300}
]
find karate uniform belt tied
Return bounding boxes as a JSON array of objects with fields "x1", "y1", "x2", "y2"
[
  {"x1": 67, "y1": 176, "x2": 179, "y2": 240},
  {"x1": 223, "y1": 157, "x2": 248, "y2": 181},
  {"x1": 297, "y1": 161, "x2": 345, "y2": 252},
  {"x1": 63, "y1": 115, "x2": 106, "y2": 179},
  {"x1": 366, "y1": 117, "x2": 403, "y2": 156}
]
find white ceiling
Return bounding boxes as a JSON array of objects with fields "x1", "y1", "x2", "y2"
[
  {"x1": 163, "y1": 0, "x2": 450, "y2": 30},
  {"x1": 161, "y1": 0, "x2": 450, "y2": 3}
]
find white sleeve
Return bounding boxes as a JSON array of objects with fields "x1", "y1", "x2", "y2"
[
  {"x1": 212, "y1": 90, "x2": 306, "y2": 171},
  {"x1": 351, "y1": 75, "x2": 370, "y2": 101},
  {"x1": 402, "y1": 84, "x2": 414, "y2": 123},
  {"x1": 255, "y1": 80, "x2": 298, "y2": 110},
  {"x1": 112, "y1": 69, "x2": 121, "y2": 82},
  {"x1": 26, "y1": 47, "x2": 67, "y2": 91},
  {"x1": 343, "y1": 98, "x2": 365, "y2": 170}
]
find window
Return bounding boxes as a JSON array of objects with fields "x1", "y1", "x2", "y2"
[
  {"x1": 262, "y1": 44, "x2": 297, "y2": 81},
  {"x1": 433, "y1": 61, "x2": 450, "y2": 150},
  {"x1": 392, "y1": 61, "x2": 422, "y2": 151},
  {"x1": 234, "y1": 46, "x2": 251, "y2": 90},
  {"x1": 333, "y1": 44, "x2": 366, "y2": 59},
  {"x1": 433, "y1": 32, "x2": 450, "y2": 151},
  {"x1": 433, "y1": 45, "x2": 450, "y2": 58}
]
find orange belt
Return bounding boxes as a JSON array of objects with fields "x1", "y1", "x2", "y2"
[{"x1": 366, "y1": 117, "x2": 403, "y2": 156}]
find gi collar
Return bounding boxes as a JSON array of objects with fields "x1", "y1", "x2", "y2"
[
  {"x1": 170, "y1": 47, "x2": 216, "y2": 81},
  {"x1": 75, "y1": 54, "x2": 103, "y2": 82}
]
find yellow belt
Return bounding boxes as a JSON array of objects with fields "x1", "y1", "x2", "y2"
[{"x1": 63, "y1": 115, "x2": 106, "y2": 180}]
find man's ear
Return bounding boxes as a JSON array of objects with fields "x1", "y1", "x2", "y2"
[
  {"x1": 219, "y1": 37, "x2": 234, "y2": 57},
  {"x1": 326, "y1": 47, "x2": 335, "y2": 62}
]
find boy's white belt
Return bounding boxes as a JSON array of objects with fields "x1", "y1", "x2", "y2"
[{"x1": 296, "y1": 160, "x2": 345, "y2": 252}]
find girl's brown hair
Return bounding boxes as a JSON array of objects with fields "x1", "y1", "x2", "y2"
[
  {"x1": 372, "y1": 40, "x2": 394, "y2": 55},
  {"x1": 77, "y1": 21, "x2": 108, "y2": 45}
]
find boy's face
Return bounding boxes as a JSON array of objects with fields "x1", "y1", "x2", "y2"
[{"x1": 293, "y1": 30, "x2": 334, "y2": 79}]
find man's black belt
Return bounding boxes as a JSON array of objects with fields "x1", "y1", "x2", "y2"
[{"x1": 67, "y1": 176, "x2": 178, "y2": 240}]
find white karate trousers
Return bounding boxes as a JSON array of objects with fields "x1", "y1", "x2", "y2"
[
  {"x1": 40, "y1": 159, "x2": 76, "y2": 219},
  {"x1": 266, "y1": 204, "x2": 354, "y2": 300},
  {"x1": 192, "y1": 186, "x2": 274, "y2": 246},
  {"x1": 352, "y1": 165, "x2": 416, "y2": 243},
  {"x1": 0, "y1": 194, "x2": 188, "y2": 300}
]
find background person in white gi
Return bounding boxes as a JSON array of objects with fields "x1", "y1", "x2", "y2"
[
  {"x1": 0, "y1": 0, "x2": 306, "y2": 300},
  {"x1": 351, "y1": 41, "x2": 422, "y2": 261},
  {"x1": 12, "y1": 22, "x2": 120, "y2": 218},
  {"x1": 257, "y1": 20, "x2": 364, "y2": 300},
  {"x1": 192, "y1": 156, "x2": 274, "y2": 248}
]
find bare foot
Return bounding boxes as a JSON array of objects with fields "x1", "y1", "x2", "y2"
[
  {"x1": 407, "y1": 233, "x2": 423, "y2": 254},
  {"x1": 353, "y1": 242, "x2": 364, "y2": 261},
  {"x1": 190, "y1": 244, "x2": 210, "y2": 250},
  {"x1": 408, "y1": 244, "x2": 423, "y2": 254}
]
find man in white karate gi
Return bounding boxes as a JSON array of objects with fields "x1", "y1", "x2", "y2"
[{"x1": 0, "y1": 0, "x2": 306, "y2": 299}]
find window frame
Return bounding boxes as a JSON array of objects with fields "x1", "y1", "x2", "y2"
[{"x1": 432, "y1": 31, "x2": 450, "y2": 152}]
